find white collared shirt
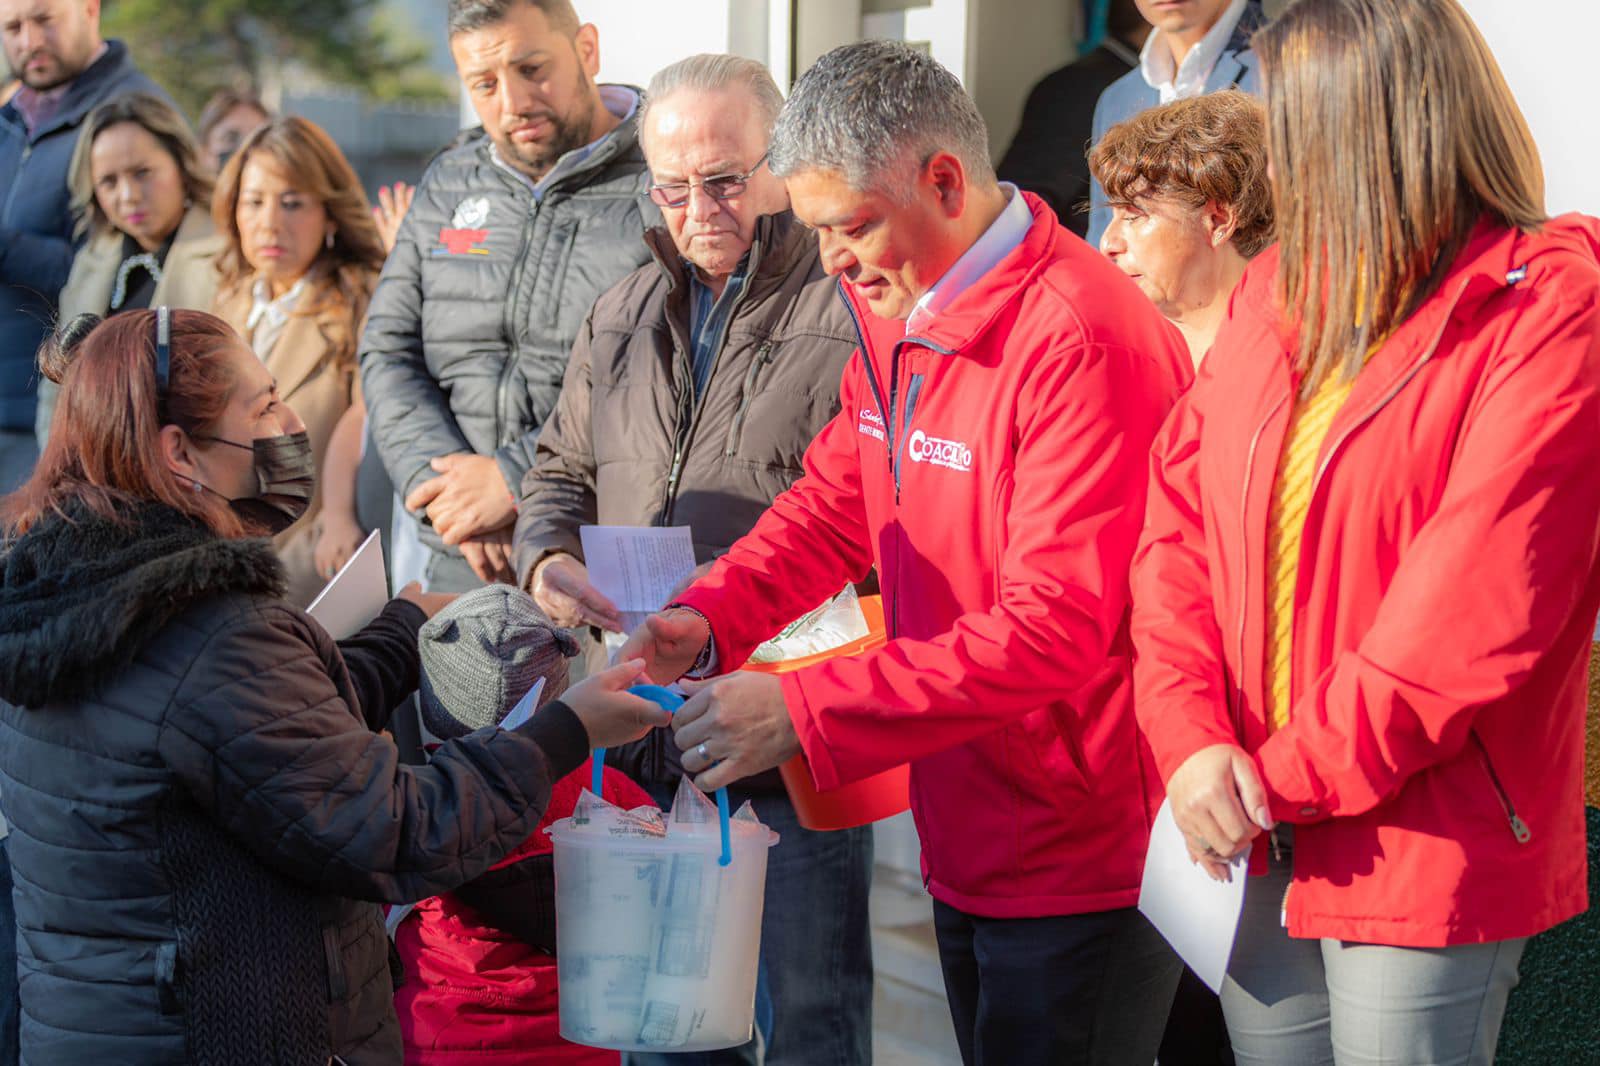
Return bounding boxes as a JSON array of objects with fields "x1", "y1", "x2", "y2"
[
  {"x1": 1138, "y1": 0, "x2": 1248, "y2": 104},
  {"x1": 491, "y1": 85, "x2": 641, "y2": 201},
  {"x1": 244, "y1": 276, "x2": 308, "y2": 360},
  {"x1": 905, "y1": 183, "x2": 1033, "y2": 337}
]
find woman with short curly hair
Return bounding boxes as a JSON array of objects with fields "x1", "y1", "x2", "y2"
[{"x1": 1091, "y1": 89, "x2": 1272, "y2": 367}]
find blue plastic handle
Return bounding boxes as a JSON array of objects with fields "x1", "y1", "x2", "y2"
[{"x1": 614, "y1": 684, "x2": 732, "y2": 866}]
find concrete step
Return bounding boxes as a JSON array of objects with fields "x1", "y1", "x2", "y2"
[
  {"x1": 870, "y1": 841, "x2": 962, "y2": 1066},
  {"x1": 872, "y1": 955, "x2": 961, "y2": 1065}
]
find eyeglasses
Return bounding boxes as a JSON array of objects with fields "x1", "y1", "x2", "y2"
[{"x1": 648, "y1": 153, "x2": 769, "y2": 209}]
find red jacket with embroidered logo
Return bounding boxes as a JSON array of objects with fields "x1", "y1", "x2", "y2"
[
  {"x1": 676, "y1": 193, "x2": 1192, "y2": 918},
  {"x1": 1131, "y1": 216, "x2": 1600, "y2": 947}
]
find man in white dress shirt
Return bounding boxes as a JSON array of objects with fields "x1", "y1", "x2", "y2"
[{"x1": 1085, "y1": 0, "x2": 1266, "y2": 246}]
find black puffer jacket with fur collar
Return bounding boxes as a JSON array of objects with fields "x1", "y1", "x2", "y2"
[{"x1": 0, "y1": 501, "x2": 588, "y2": 1065}]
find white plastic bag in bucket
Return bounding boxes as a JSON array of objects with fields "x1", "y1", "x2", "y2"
[
  {"x1": 547, "y1": 778, "x2": 779, "y2": 1051},
  {"x1": 745, "y1": 586, "x2": 870, "y2": 664}
]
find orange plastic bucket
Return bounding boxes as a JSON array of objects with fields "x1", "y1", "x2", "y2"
[{"x1": 741, "y1": 595, "x2": 911, "y2": 831}]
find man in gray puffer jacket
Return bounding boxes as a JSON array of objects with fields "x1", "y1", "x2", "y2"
[{"x1": 360, "y1": 0, "x2": 658, "y2": 593}]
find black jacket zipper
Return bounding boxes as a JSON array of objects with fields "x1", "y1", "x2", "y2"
[
  {"x1": 495, "y1": 192, "x2": 542, "y2": 449},
  {"x1": 658, "y1": 242, "x2": 765, "y2": 524},
  {"x1": 1469, "y1": 732, "x2": 1532, "y2": 844},
  {"x1": 723, "y1": 341, "x2": 775, "y2": 456},
  {"x1": 490, "y1": 123, "x2": 633, "y2": 449}
]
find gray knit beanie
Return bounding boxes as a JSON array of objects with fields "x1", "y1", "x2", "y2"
[{"x1": 417, "y1": 584, "x2": 579, "y2": 739}]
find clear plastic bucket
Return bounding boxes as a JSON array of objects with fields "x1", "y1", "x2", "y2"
[{"x1": 548, "y1": 815, "x2": 778, "y2": 1051}]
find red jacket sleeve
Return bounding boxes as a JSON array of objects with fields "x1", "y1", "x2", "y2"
[
  {"x1": 1258, "y1": 287, "x2": 1600, "y2": 821},
  {"x1": 1130, "y1": 350, "x2": 1240, "y2": 784},
  {"x1": 675, "y1": 356, "x2": 877, "y2": 668},
  {"x1": 778, "y1": 342, "x2": 1182, "y2": 790}
]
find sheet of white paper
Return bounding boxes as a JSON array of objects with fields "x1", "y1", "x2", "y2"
[
  {"x1": 385, "y1": 901, "x2": 416, "y2": 939},
  {"x1": 579, "y1": 525, "x2": 696, "y2": 615},
  {"x1": 602, "y1": 628, "x2": 630, "y2": 665},
  {"x1": 498, "y1": 677, "x2": 547, "y2": 732},
  {"x1": 306, "y1": 530, "x2": 386, "y2": 640},
  {"x1": 1138, "y1": 797, "x2": 1250, "y2": 995}
]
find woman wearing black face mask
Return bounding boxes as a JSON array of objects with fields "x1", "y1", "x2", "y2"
[{"x1": 0, "y1": 308, "x2": 674, "y2": 1065}]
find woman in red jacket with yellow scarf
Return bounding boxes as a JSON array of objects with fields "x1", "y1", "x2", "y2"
[{"x1": 1130, "y1": 1, "x2": 1600, "y2": 1062}]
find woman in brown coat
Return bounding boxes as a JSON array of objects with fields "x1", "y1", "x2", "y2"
[{"x1": 213, "y1": 116, "x2": 385, "y2": 605}]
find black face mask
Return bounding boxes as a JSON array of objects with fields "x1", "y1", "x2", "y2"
[{"x1": 195, "y1": 430, "x2": 316, "y2": 535}]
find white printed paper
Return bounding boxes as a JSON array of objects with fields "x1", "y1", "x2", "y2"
[
  {"x1": 579, "y1": 526, "x2": 697, "y2": 632},
  {"x1": 385, "y1": 901, "x2": 416, "y2": 939},
  {"x1": 1138, "y1": 798, "x2": 1250, "y2": 995},
  {"x1": 306, "y1": 530, "x2": 386, "y2": 640},
  {"x1": 498, "y1": 677, "x2": 547, "y2": 732}
]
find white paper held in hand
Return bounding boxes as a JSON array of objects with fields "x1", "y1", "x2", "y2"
[
  {"x1": 305, "y1": 530, "x2": 386, "y2": 640},
  {"x1": 498, "y1": 677, "x2": 547, "y2": 732},
  {"x1": 579, "y1": 525, "x2": 697, "y2": 636},
  {"x1": 1137, "y1": 797, "x2": 1250, "y2": 995},
  {"x1": 385, "y1": 901, "x2": 416, "y2": 940}
]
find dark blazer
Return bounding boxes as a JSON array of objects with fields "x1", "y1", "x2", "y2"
[
  {"x1": 0, "y1": 41, "x2": 167, "y2": 432},
  {"x1": 998, "y1": 41, "x2": 1138, "y2": 237}
]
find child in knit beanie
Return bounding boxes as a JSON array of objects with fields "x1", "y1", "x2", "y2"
[{"x1": 393, "y1": 585, "x2": 654, "y2": 1065}]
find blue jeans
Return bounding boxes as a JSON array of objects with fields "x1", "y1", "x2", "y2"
[
  {"x1": 626, "y1": 789, "x2": 874, "y2": 1066},
  {"x1": 0, "y1": 837, "x2": 18, "y2": 1066},
  {"x1": 421, "y1": 550, "x2": 486, "y2": 594}
]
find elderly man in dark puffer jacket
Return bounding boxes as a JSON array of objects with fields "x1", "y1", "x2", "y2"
[
  {"x1": 360, "y1": 0, "x2": 658, "y2": 594},
  {"x1": 513, "y1": 54, "x2": 873, "y2": 1066}
]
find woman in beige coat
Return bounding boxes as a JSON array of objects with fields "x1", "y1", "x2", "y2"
[
  {"x1": 212, "y1": 117, "x2": 387, "y2": 605},
  {"x1": 38, "y1": 92, "x2": 223, "y2": 444}
]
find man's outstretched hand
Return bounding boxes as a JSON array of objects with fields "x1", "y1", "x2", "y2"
[
  {"x1": 671, "y1": 671, "x2": 799, "y2": 792},
  {"x1": 616, "y1": 607, "x2": 712, "y2": 683}
]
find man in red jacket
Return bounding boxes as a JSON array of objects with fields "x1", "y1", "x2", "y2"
[{"x1": 622, "y1": 40, "x2": 1193, "y2": 1066}]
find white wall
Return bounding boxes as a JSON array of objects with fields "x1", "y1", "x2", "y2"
[
  {"x1": 1457, "y1": 0, "x2": 1599, "y2": 216},
  {"x1": 961, "y1": 0, "x2": 1076, "y2": 164},
  {"x1": 582, "y1": 0, "x2": 735, "y2": 87},
  {"x1": 459, "y1": 1, "x2": 779, "y2": 126},
  {"x1": 580, "y1": 0, "x2": 780, "y2": 90}
]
